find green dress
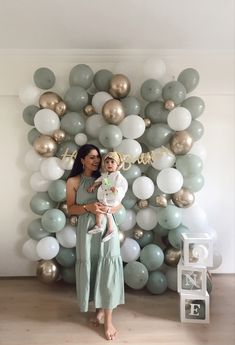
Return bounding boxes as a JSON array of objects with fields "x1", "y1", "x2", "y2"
[{"x1": 75, "y1": 174, "x2": 125, "y2": 312}]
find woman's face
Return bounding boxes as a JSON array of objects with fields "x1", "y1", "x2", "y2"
[{"x1": 81, "y1": 149, "x2": 101, "y2": 173}]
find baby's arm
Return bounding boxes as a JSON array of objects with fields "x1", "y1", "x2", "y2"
[{"x1": 87, "y1": 181, "x2": 102, "y2": 193}]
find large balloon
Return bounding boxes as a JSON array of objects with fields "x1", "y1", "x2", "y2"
[
  {"x1": 30, "y1": 172, "x2": 51, "y2": 192},
  {"x1": 121, "y1": 96, "x2": 140, "y2": 115},
  {"x1": 34, "y1": 109, "x2": 60, "y2": 135},
  {"x1": 124, "y1": 261, "x2": 149, "y2": 289},
  {"x1": 19, "y1": 84, "x2": 41, "y2": 105},
  {"x1": 158, "y1": 205, "x2": 182, "y2": 229},
  {"x1": 22, "y1": 239, "x2": 41, "y2": 261},
  {"x1": 56, "y1": 225, "x2": 77, "y2": 248},
  {"x1": 102, "y1": 99, "x2": 125, "y2": 125},
  {"x1": 151, "y1": 146, "x2": 175, "y2": 170},
  {"x1": 120, "y1": 237, "x2": 140, "y2": 262},
  {"x1": 170, "y1": 130, "x2": 193, "y2": 155},
  {"x1": 60, "y1": 112, "x2": 85, "y2": 136},
  {"x1": 140, "y1": 244, "x2": 164, "y2": 271},
  {"x1": 157, "y1": 167, "x2": 183, "y2": 194},
  {"x1": 33, "y1": 67, "x2": 56, "y2": 90},
  {"x1": 64, "y1": 86, "x2": 88, "y2": 111},
  {"x1": 146, "y1": 271, "x2": 168, "y2": 294},
  {"x1": 136, "y1": 208, "x2": 158, "y2": 230},
  {"x1": 119, "y1": 209, "x2": 136, "y2": 231},
  {"x1": 182, "y1": 96, "x2": 205, "y2": 119},
  {"x1": 69, "y1": 64, "x2": 93, "y2": 89},
  {"x1": 36, "y1": 259, "x2": 60, "y2": 284},
  {"x1": 140, "y1": 79, "x2": 162, "y2": 102},
  {"x1": 119, "y1": 115, "x2": 145, "y2": 139},
  {"x1": 92, "y1": 91, "x2": 113, "y2": 114},
  {"x1": 33, "y1": 135, "x2": 57, "y2": 157},
  {"x1": 177, "y1": 68, "x2": 200, "y2": 93},
  {"x1": 85, "y1": 114, "x2": 107, "y2": 138},
  {"x1": 115, "y1": 139, "x2": 142, "y2": 162},
  {"x1": 23, "y1": 105, "x2": 40, "y2": 126},
  {"x1": 93, "y1": 69, "x2": 113, "y2": 92},
  {"x1": 162, "y1": 81, "x2": 186, "y2": 105},
  {"x1": 167, "y1": 107, "x2": 192, "y2": 131},
  {"x1": 39, "y1": 92, "x2": 62, "y2": 111},
  {"x1": 30, "y1": 192, "x2": 57, "y2": 215},
  {"x1": 132, "y1": 176, "x2": 154, "y2": 200},
  {"x1": 40, "y1": 157, "x2": 64, "y2": 181},
  {"x1": 41, "y1": 209, "x2": 66, "y2": 233}
]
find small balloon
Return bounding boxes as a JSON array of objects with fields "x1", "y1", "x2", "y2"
[
  {"x1": 171, "y1": 187, "x2": 195, "y2": 208},
  {"x1": 54, "y1": 101, "x2": 67, "y2": 117},
  {"x1": 84, "y1": 104, "x2": 96, "y2": 116},
  {"x1": 36, "y1": 259, "x2": 60, "y2": 284},
  {"x1": 133, "y1": 228, "x2": 144, "y2": 240},
  {"x1": 137, "y1": 200, "x2": 149, "y2": 209},
  {"x1": 155, "y1": 194, "x2": 168, "y2": 207},
  {"x1": 69, "y1": 216, "x2": 78, "y2": 226},
  {"x1": 170, "y1": 130, "x2": 193, "y2": 155},
  {"x1": 39, "y1": 92, "x2": 62, "y2": 110},
  {"x1": 164, "y1": 100, "x2": 175, "y2": 110},
  {"x1": 164, "y1": 247, "x2": 181, "y2": 267},
  {"x1": 52, "y1": 129, "x2": 66, "y2": 143},
  {"x1": 109, "y1": 74, "x2": 130, "y2": 98},
  {"x1": 144, "y1": 118, "x2": 151, "y2": 128},
  {"x1": 118, "y1": 230, "x2": 126, "y2": 246}
]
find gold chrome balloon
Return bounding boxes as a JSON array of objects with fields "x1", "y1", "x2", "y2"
[
  {"x1": 172, "y1": 187, "x2": 195, "y2": 208},
  {"x1": 55, "y1": 101, "x2": 67, "y2": 117},
  {"x1": 156, "y1": 194, "x2": 168, "y2": 207},
  {"x1": 137, "y1": 200, "x2": 149, "y2": 209},
  {"x1": 84, "y1": 104, "x2": 95, "y2": 116},
  {"x1": 39, "y1": 92, "x2": 62, "y2": 111},
  {"x1": 144, "y1": 118, "x2": 151, "y2": 128},
  {"x1": 164, "y1": 99, "x2": 175, "y2": 110},
  {"x1": 52, "y1": 129, "x2": 66, "y2": 143},
  {"x1": 109, "y1": 74, "x2": 130, "y2": 99},
  {"x1": 36, "y1": 259, "x2": 60, "y2": 284},
  {"x1": 69, "y1": 215, "x2": 78, "y2": 226},
  {"x1": 170, "y1": 130, "x2": 193, "y2": 155},
  {"x1": 164, "y1": 247, "x2": 181, "y2": 267},
  {"x1": 33, "y1": 135, "x2": 57, "y2": 157},
  {"x1": 118, "y1": 230, "x2": 126, "y2": 246},
  {"x1": 133, "y1": 228, "x2": 144, "y2": 240},
  {"x1": 102, "y1": 99, "x2": 125, "y2": 124}
]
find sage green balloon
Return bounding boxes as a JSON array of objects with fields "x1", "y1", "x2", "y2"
[
  {"x1": 144, "y1": 101, "x2": 169, "y2": 123},
  {"x1": 27, "y1": 127, "x2": 41, "y2": 145},
  {"x1": 56, "y1": 247, "x2": 76, "y2": 268},
  {"x1": 30, "y1": 192, "x2": 57, "y2": 215},
  {"x1": 60, "y1": 112, "x2": 85, "y2": 136},
  {"x1": 33, "y1": 67, "x2": 55, "y2": 89},
  {"x1": 146, "y1": 123, "x2": 172, "y2": 148},
  {"x1": 122, "y1": 188, "x2": 137, "y2": 209},
  {"x1": 146, "y1": 166, "x2": 160, "y2": 182},
  {"x1": 121, "y1": 164, "x2": 141, "y2": 185},
  {"x1": 140, "y1": 244, "x2": 164, "y2": 271},
  {"x1": 23, "y1": 105, "x2": 40, "y2": 126},
  {"x1": 56, "y1": 141, "x2": 78, "y2": 159},
  {"x1": 93, "y1": 69, "x2": 113, "y2": 91},
  {"x1": 41, "y1": 209, "x2": 66, "y2": 233},
  {"x1": 113, "y1": 205, "x2": 126, "y2": 226},
  {"x1": 187, "y1": 120, "x2": 204, "y2": 141},
  {"x1": 181, "y1": 96, "x2": 205, "y2": 119},
  {"x1": 168, "y1": 224, "x2": 189, "y2": 249},
  {"x1": 124, "y1": 261, "x2": 149, "y2": 289},
  {"x1": 48, "y1": 180, "x2": 66, "y2": 202},
  {"x1": 158, "y1": 205, "x2": 182, "y2": 229},
  {"x1": 69, "y1": 64, "x2": 94, "y2": 89},
  {"x1": 121, "y1": 96, "x2": 141, "y2": 115},
  {"x1": 64, "y1": 86, "x2": 88, "y2": 111},
  {"x1": 176, "y1": 154, "x2": 203, "y2": 177},
  {"x1": 61, "y1": 267, "x2": 76, "y2": 284},
  {"x1": 162, "y1": 81, "x2": 186, "y2": 105},
  {"x1": 153, "y1": 223, "x2": 169, "y2": 236},
  {"x1": 27, "y1": 218, "x2": 50, "y2": 240},
  {"x1": 146, "y1": 271, "x2": 168, "y2": 294},
  {"x1": 98, "y1": 125, "x2": 123, "y2": 148},
  {"x1": 148, "y1": 186, "x2": 162, "y2": 207},
  {"x1": 61, "y1": 170, "x2": 71, "y2": 181},
  {"x1": 136, "y1": 231, "x2": 154, "y2": 248},
  {"x1": 140, "y1": 79, "x2": 162, "y2": 102},
  {"x1": 177, "y1": 68, "x2": 200, "y2": 93},
  {"x1": 183, "y1": 174, "x2": 204, "y2": 192},
  {"x1": 87, "y1": 138, "x2": 108, "y2": 156}
]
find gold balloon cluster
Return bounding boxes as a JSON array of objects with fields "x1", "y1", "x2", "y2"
[
  {"x1": 36, "y1": 260, "x2": 60, "y2": 284},
  {"x1": 39, "y1": 92, "x2": 67, "y2": 117}
]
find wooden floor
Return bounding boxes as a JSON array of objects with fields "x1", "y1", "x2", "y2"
[{"x1": 0, "y1": 275, "x2": 234, "y2": 345}]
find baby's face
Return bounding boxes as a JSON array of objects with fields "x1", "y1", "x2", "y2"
[{"x1": 104, "y1": 158, "x2": 118, "y2": 173}]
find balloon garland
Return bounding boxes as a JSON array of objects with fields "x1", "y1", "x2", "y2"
[{"x1": 20, "y1": 58, "x2": 221, "y2": 292}]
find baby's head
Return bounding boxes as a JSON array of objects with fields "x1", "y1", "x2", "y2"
[{"x1": 102, "y1": 151, "x2": 123, "y2": 172}]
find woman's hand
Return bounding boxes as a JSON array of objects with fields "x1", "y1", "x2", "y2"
[{"x1": 87, "y1": 202, "x2": 107, "y2": 214}]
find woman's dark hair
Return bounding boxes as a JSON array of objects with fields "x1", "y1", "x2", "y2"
[{"x1": 68, "y1": 144, "x2": 101, "y2": 179}]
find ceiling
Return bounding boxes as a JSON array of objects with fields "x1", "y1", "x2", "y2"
[{"x1": 0, "y1": 0, "x2": 234, "y2": 51}]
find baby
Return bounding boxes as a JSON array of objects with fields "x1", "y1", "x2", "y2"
[{"x1": 87, "y1": 151, "x2": 128, "y2": 242}]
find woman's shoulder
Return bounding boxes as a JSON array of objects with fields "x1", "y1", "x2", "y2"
[{"x1": 67, "y1": 175, "x2": 81, "y2": 189}]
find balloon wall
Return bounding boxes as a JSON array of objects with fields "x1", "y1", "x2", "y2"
[{"x1": 20, "y1": 58, "x2": 221, "y2": 292}]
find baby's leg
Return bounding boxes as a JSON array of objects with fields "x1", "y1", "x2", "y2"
[
  {"x1": 102, "y1": 214, "x2": 114, "y2": 242},
  {"x1": 88, "y1": 213, "x2": 103, "y2": 234}
]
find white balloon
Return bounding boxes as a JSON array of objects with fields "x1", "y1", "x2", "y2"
[
  {"x1": 34, "y1": 109, "x2": 60, "y2": 135},
  {"x1": 24, "y1": 148, "x2": 45, "y2": 171},
  {"x1": 19, "y1": 84, "x2": 41, "y2": 105},
  {"x1": 115, "y1": 139, "x2": 142, "y2": 162},
  {"x1": 74, "y1": 133, "x2": 88, "y2": 146},
  {"x1": 22, "y1": 239, "x2": 41, "y2": 261},
  {"x1": 91, "y1": 91, "x2": 113, "y2": 114},
  {"x1": 151, "y1": 146, "x2": 176, "y2": 170},
  {"x1": 132, "y1": 176, "x2": 154, "y2": 200},
  {"x1": 85, "y1": 114, "x2": 107, "y2": 138},
  {"x1": 119, "y1": 115, "x2": 145, "y2": 139},
  {"x1": 59, "y1": 157, "x2": 75, "y2": 170},
  {"x1": 181, "y1": 204, "x2": 208, "y2": 232},
  {"x1": 36, "y1": 236, "x2": 60, "y2": 260},
  {"x1": 136, "y1": 207, "x2": 158, "y2": 230},
  {"x1": 165, "y1": 267, "x2": 177, "y2": 291},
  {"x1": 40, "y1": 157, "x2": 64, "y2": 181},
  {"x1": 120, "y1": 238, "x2": 140, "y2": 262},
  {"x1": 56, "y1": 225, "x2": 76, "y2": 248},
  {"x1": 30, "y1": 171, "x2": 51, "y2": 192},
  {"x1": 143, "y1": 57, "x2": 166, "y2": 79},
  {"x1": 119, "y1": 209, "x2": 136, "y2": 231},
  {"x1": 167, "y1": 107, "x2": 192, "y2": 131},
  {"x1": 157, "y1": 167, "x2": 183, "y2": 194},
  {"x1": 189, "y1": 141, "x2": 207, "y2": 161}
]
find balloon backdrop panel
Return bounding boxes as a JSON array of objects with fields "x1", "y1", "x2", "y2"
[{"x1": 20, "y1": 59, "x2": 221, "y2": 292}]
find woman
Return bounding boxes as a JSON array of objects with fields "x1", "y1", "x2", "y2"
[{"x1": 66, "y1": 144, "x2": 125, "y2": 341}]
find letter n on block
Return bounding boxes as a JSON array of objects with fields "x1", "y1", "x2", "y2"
[
  {"x1": 177, "y1": 259, "x2": 207, "y2": 295},
  {"x1": 180, "y1": 292, "x2": 210, "y2": 323}
]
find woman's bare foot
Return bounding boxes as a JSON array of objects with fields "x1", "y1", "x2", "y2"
[
  {"x1": 89, "y1": 309, "x2": 104, "y2": 327},
  {"x1": 104, "y1": 321, "x2": 117, "y2": 341}
]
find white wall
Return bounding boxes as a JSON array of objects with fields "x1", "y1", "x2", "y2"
[{"x1": 0, "y1": 49, "x2": 234, "y2": 276}]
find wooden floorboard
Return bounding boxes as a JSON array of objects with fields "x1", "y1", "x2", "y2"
[{"x1": 0, "y1": 274, "x2": 234, "y2": 345}]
